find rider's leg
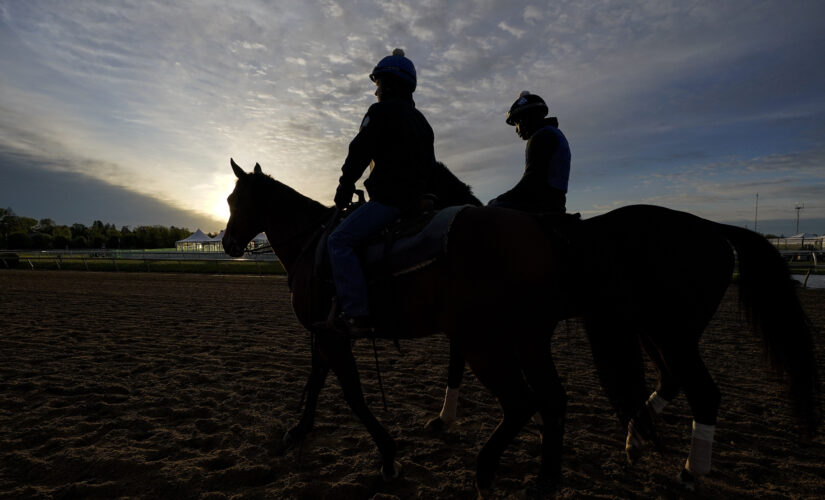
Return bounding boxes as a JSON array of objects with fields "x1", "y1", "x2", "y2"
[{"x1": 328, "y1": 201, "x2": 400, "y2": 321}]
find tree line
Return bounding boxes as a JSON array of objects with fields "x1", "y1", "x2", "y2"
[{"x1": 0, "y1": 207, "x2": 197, "y2": 250}]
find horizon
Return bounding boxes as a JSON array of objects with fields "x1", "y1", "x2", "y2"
[{"x1": 1, "y1": 1, "x2": 824, "y2": 234}]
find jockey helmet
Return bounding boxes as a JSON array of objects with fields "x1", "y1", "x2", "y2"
[
  {"x1": 505, "y1": 91, "x2": 548, "y2": 125},
  {"x1": 370, "y1": 48, "x2": 417, "y2": 92}
]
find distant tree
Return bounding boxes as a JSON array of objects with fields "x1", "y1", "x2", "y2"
[
  {"x1": 0, "y1": 208, "x2": 18, "y2": 246},
  {"x1": 30, "y1": 232, "x2": 54, "y2": 249},
  {"x1": 106, "y1": 227, "x2": 121, "y2": 249},
  {"x1": 120, "y1": 226, "x2": 137, "y2": 249},
  {"x1": 70, "y1": 235, "x2": 88, "y2": 249},
  {"x1": 71, "y1": 223, "x2": 89, "y2": 239},
  {"x1": 35, "y1": 218, "x2": 57, "y2": 235},
  {"x1": 8, "y1": 231, "x2": 32, "y2": 249},
  {"x1": 90, "y1": 233, "x2": 106, "y2": 249},
  {"x1": 0, "y1": 209, "x2": 196, "y2": 250},
  {"x1": 53, "y1": 234, "x2": 70, "y2": 250},
  {"x1": 16, "y1": 217, "x2": 37, "y2": 234}
]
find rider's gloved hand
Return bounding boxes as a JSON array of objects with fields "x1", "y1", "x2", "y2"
[{"x1": 335, "y1": 182, "x2": 355, "y2": 209}]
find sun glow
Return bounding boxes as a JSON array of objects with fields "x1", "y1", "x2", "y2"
[{"x1": 210, "y1": 195, "x2": 231, "y2": 227}]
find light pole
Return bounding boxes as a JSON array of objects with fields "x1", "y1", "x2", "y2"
[
  {"x1": 795, "y1": 203, "x2": 804, "y2": 234},
  {"x1": 754, "y1": 193, "x2": 758, "y2": 233}
]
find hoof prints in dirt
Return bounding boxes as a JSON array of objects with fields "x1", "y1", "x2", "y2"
[{"x1": 1, "y1": 270, "x2": 824, "y2": 498}]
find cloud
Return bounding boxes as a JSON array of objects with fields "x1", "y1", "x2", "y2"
[
  {"x1": 497, "y1": 21, "x2": 526, "y2": 38},
  {"x1": 0, "y1": 0, "x2": 824, "y2": 230},
  {"x1": 523, "y1": 6, "x2": 542, "y2": 24},
  {"x1": 0, "y1": 148, "x2": 223, "y2": 230}
]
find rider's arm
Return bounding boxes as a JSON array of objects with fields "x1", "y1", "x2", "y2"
[
  {"x1": 493, "y1": 129, "x2": 557, "y2": 208},
  {"x1": 338, "y1": 104, "x2": 381, "y2": 187}
]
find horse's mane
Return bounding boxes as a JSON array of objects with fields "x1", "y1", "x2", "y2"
[
  {"x1": 246, "y1": 161, "x2": 479, "y2": 210},
  {"x1": 433, "y1": 162, "x2": 482, "y2": 207},
  {"x1": 249, "y1": 170, "x2": 327, "y2": 212}
]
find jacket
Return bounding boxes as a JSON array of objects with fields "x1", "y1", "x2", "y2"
[
  {"x1": 339, "y1": 96, "x2": 436, "y2": 210},
  {"x1": 494, "y1": 117, "x2": 570, "y2": 213}
]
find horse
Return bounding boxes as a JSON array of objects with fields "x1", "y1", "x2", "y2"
[
  {"x1": 433, "y1": 204, "x2": 822, "y2": 488},
  {"x1": 222, "y1": 159, "x2": 820, "y2": 493}
]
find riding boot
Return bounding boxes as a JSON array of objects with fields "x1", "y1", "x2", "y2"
[{"x1": 334, "y1": 312, "x2": 374, "y2": 338}]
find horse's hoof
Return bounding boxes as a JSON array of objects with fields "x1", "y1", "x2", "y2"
[
  {"x1": 424, "y1": 416, "x2": 452, "y2": 432},
  {"x1": 282, "y1": 429, "x2": 305, "y2": 447},
  {"x1": 625, "y1": 443, "x2": 643, "y2": 464},
  {"x1": 381, "y1": 460, "x2": 403, "y2": 482},
  {"x1": 678, "y1": 468, "x2": 697, "y2": 491},
  {"x1": 525, "y1": 473, "x2": 561, "y2": 499},
  {"x1": 282, "y1": 430, "x2": 296, "y2": 445},
  {"x1": 475, "y1": 481, "x2": 492, "y2": 500}
]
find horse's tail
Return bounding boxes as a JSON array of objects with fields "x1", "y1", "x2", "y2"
[{"x1": 721, "y1": 223, "x2": 821, "y2": 437}]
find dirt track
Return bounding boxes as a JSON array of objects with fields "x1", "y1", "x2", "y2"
[{"x1": 1, "y1": 270, "x2": 824, "y2": 499}]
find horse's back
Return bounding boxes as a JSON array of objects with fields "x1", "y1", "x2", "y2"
[
  {"x1": 580, "y1": 205, "x2": 735, "y2": 332},
  {"x1": 444, "y1": 206, "x2": 566, "y2": 334}
]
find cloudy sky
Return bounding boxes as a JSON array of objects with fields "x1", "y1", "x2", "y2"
[{"x1": 1, "y1": 0, "x2": 824, "y2": 235}]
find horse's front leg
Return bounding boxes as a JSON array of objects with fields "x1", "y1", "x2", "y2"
[
  {"x1": 317, "y1": 333, "x2": 401, "y2": 480},
  {"x1": 517, "y1": 334, "x2": 567, "y2": 490},
  {"x1": 465, "y1": 349, "x2": 534, "y2": 493},
  {"x1": 426, "y1": 337, "x2": 465, "y2": 431},
  {"x1": 284, "y1": 334, "x2": 330, "y2": 446}
]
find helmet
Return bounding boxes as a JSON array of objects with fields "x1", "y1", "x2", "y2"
[
  {"x1": 370, "y1": 48, "x2": 417, "y2": 92},
  {"x1": 505, "y1": 91, "x2": 548, "y2": 125}
]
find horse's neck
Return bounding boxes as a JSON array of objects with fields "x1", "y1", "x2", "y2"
[{"x1": 264, "y1": 201, "x2": 329, "y2": 274}]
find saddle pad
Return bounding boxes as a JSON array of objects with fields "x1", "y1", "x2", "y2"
[{"x1": 363, "y1": 205, "x2": 469, "y2": 277}]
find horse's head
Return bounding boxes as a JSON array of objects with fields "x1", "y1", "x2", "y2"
[{"x1": 222, "y1": 158, "x2": 268, "y2": 257}]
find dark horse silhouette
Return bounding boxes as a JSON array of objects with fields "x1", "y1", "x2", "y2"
[{"x1": 222, "y1": 159, "x2": 820, "y2": 493}]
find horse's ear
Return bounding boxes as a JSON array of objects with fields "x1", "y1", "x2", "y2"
[
  {"x1": 231, "y1": 158, "x2": 245, "y2": 178},
  {"x1": 253, "y1": 163, "x2": 262, "y2": 175}
]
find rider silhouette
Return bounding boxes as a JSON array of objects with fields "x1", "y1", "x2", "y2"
[
  {"x1": 328, "y1": 49, "x2": 436, "y2": 337},
  {"x1": 489, "y1": 91, "x2": 570, "y2": 213}
]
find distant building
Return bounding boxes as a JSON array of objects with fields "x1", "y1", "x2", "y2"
[
  {"x1": 769, "y1": 233, "x2": 824, "y2": 250},
  {"x1": 175, "y1": 229, "x2": 213, "y2": 252},
  {"x1": 175, "y1": 229, "x2": 269, "y2": 253}
]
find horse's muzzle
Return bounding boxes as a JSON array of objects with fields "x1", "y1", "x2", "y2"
[{"x1": 222, "y1": 235, "x2": 245, "y2": 258}]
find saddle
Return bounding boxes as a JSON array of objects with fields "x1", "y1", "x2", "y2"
[{"x1": 314, "y1": 200, "x2": 468, "y2": 286}]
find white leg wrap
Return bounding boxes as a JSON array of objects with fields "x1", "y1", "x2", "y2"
[
  {"x1": 439, "y1": 386, "x2": 459, "y2": 422},
  {"x1": 646, "y1": 391, "x2": 669, "y2": 415},
  {"x1": 685, "y1": 421, "x2": 715, "y2": 476}
]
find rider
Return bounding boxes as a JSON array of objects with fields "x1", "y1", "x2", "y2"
[
  {"x1": 488, "y1": 91, "x2": 570, "y2": 213},
  {"x1": 327, "y1": 48, "x2": 436, "y2": 337}
]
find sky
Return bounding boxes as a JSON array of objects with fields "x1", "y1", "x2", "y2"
[{"x1": 1, "y1": 0, "x2": 824, "y2": 236}]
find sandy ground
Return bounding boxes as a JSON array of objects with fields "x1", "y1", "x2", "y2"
[{"x1": 1, "y1": 270, "x2": 824, "y2": 499}]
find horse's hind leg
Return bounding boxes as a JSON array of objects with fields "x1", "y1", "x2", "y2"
[
  {"x1": 284, "y1": 335, "x2": 330, "y2": 446},
  {"x1": 641, "y1": 334, "x2": 680, "y2": 414},
  {"x1": 659, "y1": 345, "x2": 720, "y2": 485},
  {"x1": 316, "y1": 334, "x2": 400, "y2": 480},
  {"x1": 465, "y1": 348, "x2": 535, "y2": 492},
  {"x1": 625, "y1": 335, "x2": 682, "y2": 460}
]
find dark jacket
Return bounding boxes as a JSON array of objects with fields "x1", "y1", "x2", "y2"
[
  {"x1": 494, "y1": 117, "x2": 570, "y2": 213},
  {"x1": 339, "y1": 96, "x2": 436, "y2": 211}
]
